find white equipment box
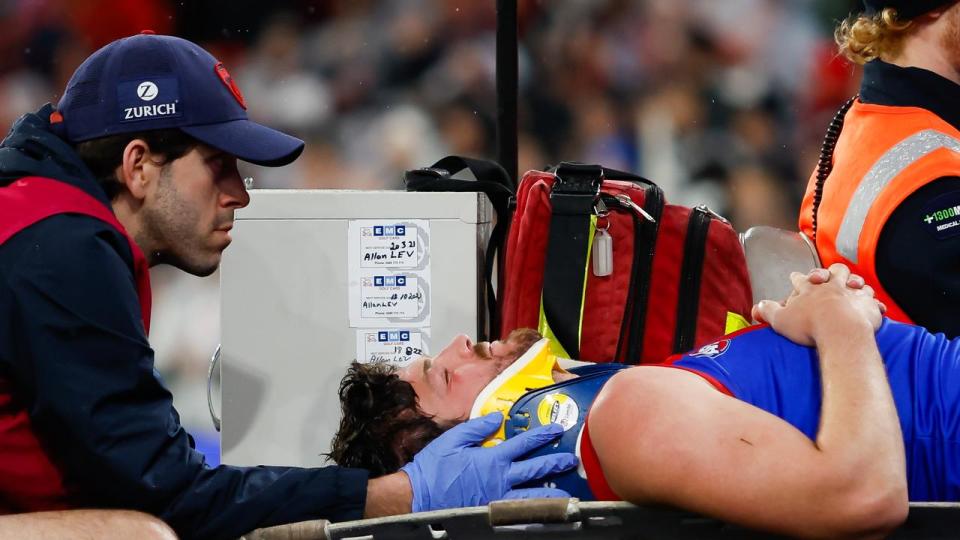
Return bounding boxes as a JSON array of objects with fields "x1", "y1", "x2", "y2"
[{"x1": 219, "y1": 190, "x2": 493, "y2": 467}]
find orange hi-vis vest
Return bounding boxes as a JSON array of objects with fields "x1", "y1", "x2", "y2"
[{"x1": 799, "y1": 100, "x2": 960, "y2": 324}]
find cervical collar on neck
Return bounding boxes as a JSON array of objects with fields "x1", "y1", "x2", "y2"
[{"x1": 469, "y1": 338, "x2": 558, "y2": 446}]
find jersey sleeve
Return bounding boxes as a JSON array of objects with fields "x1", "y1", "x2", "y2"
[
  {"x1": 667, "y1": 325, "x2": 822, "y2": 440},
  {"x1": 1, "y1": 215, "x2": 368, "y2": 539},
  {"x1": 664, "y1": 325, "x2": 773, "y2": 399},
  {"x1": 876, "y1": 177, "x2": 960, "y2": 338}
]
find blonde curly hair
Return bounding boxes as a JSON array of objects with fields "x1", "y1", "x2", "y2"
[{"x1": 835, "y1": 8, "x2": 915, "y2": 64}]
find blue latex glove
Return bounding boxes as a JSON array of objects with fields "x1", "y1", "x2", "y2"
[{"x1": 401, "y1": 412, "x2": 578, "y2": 512}]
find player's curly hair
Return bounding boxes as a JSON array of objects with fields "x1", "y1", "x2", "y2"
[
  {"x1": 327, "y1": 362, "x2": 445, "y2": 477},
  {"x1": 835, "y1": 7, "x2": 915, "y2": 65}
]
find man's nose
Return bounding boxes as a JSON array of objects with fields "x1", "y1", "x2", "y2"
[
  {"x1": 220, "y1": 171, "x2": 251, "y2": 209},
  {"x1": 452, "y1": 334, "x2": 475, "y2": 358}
]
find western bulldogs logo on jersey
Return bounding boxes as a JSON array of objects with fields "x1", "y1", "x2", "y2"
[{"x1": 691, "y1": 339, "x2": 731, "y2": 359}]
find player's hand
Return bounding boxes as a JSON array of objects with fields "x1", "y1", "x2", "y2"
[
  {"x1": 752, "y1": 264, "x2": 883, "y2": 346},
  {"x1": 401, "y1": 412, "x2": 577, "y2": 512},
  {"x1": 760, "y1": 266, "x2": 887, "y2": 322},
  {"x1": 802, "y1": 267, "x2": 888, "y2": 314}
]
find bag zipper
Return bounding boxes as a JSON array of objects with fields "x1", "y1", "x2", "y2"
[
  {"x1": 598, "y1": 194, "x2": 640, "y2": 363},
  {"x1": 623, "y1": 188, "x2": 663, "y2": 363},
  {"x1": 673, "y1": 205, "x2": 713, "y2": 354},
  {"x1": 600, "y1": 186, "x2": 663, "y2": 364}
]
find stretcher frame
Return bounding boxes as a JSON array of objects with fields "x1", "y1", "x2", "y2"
[{"x1": 241, "y1": 499, "x2": 960, "y2": 540}]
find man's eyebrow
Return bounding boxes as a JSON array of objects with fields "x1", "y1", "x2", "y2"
[{"x1": 422, "y1": 358, "x2": 431, "y2": 377}]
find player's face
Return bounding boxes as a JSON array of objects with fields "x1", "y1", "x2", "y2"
[
  {"x1": 142, "y1": 144, "x2": 249, "y2": 276},
  {"x1": 399, "y1": 330, "x2": 540, "y2": 425}
]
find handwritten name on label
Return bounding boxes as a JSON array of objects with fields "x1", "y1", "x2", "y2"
[
  {"x1": 360, "y1": 275, "x2": 422, "y2": 318},
  {"x1": 360, "y1": 224, "x2": 421, "y2": 268},
  {"x1": 348, "y1": 220, "x2": 431, "y2": 328},
  {"x1": 358, "y1": 330, "x2": 425, "y2": 367}
]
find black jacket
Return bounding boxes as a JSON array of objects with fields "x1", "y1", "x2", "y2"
[{"x1": 0, "y1": 106, "x2": 368, "y2": 539}]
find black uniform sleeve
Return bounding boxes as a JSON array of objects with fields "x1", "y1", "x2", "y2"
[
  {"x1": 1, "y1": 215, "x2": 368, "y2": 540},
  {"x1": 876, "y1": 177, "x2": 960, "y2": 338}
]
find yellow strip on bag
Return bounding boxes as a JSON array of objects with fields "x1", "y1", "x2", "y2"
[
  {"x1": 725, "y1": 312, "x2": 751, "y2": 334},
  {"x1": 537, "y1": 216, "x2": 598, "y2": 358}
]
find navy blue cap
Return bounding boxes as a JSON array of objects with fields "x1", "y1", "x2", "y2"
[
  {"x1": 55, "y1": 32, "x2": 304, "y2": 167},
  {"x1": 863, "y1": 0, "x2": 956, "y2": 19}
]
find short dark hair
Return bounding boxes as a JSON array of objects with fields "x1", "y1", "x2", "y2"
[
  {"x1": 74, "y1": 129, "x2": 199, "y2": 199},
  {"x1": 328, "y1": 362, "x2": 445, "y2": 477}
]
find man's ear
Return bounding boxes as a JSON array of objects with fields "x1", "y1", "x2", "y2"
[{"x1": 117, "y1": 139, "x2": 154, "y2": 200}]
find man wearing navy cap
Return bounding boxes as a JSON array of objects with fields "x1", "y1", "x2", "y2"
[
  {"x1": 799, "y1": 0, "x2": 960, "y2": 337},
  {"x1": 0, "y1": 33, "x2": 574, "y2": 540}
]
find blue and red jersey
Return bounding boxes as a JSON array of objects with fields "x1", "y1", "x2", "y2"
[{"x1": 668, "y1": 320, "x2": 960, "y2": 501}]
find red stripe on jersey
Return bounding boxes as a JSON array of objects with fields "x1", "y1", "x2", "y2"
[
  {"x1": 579, "y1": 417, "x2": 621, "y2": 501},
  {"x1": 654, "y1": 365, "x2": 735, "y2": 397},
  {"x1": 725, "y1": 323, "x2": 769, "y2": 339}
]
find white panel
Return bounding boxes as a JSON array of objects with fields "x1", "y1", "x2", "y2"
[{"x1": 220, "y1": 190, "x2": 492, "y2": 467}]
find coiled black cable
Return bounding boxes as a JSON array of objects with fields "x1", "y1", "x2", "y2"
[{"x1": 811, "y1": 95, "x2": 858, "y2": 242}]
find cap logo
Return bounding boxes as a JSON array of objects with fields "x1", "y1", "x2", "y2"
[
  {"x1": 137, "y1": 81, "x2": 159, "y2": 101},
  {"x1": 214, "y1": 62, "x2": 246, "y2": 109},
  {"x1": 118, "y1": 76, "x2": 182, "y2": 123}
]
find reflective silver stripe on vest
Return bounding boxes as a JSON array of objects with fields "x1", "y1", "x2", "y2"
[{"x1": 837, "y1": 129, "x2": 960, "y2": 263}]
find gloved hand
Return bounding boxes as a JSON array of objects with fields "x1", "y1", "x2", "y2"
[{"x1": 401, "y1": 412, "x2": 577, "y2": 512}]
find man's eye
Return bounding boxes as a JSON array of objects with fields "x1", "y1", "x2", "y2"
[{"x1": 444, "y1": 369, "x2": 450, "y2": 385}]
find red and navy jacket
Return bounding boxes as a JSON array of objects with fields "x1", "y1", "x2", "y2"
[
  {"x1": 0, "y1": 106, "x2": 368, "y2": 539},
  {"x1": 0, "y1": 175, "x2": 152, "y2": 512}
]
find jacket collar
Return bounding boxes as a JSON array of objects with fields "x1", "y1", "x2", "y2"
[
  {"x1": 0, "y1": 104, "x2": 111, "y2": 207},
  {"x1": 860, "y1": 60, "x2": 960, "y2": 132}
]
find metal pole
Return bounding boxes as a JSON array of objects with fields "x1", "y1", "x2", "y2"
[{"x1": 496, "y1": 0, "x2": 518, "y2": 188}]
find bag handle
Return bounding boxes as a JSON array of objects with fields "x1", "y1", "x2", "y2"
[
  {"x1": 404, "y1": 156, "x2": 514, "y2": 340},
  {"x1": 550, "y1": 162, "x2": 659, "y2": 190}
]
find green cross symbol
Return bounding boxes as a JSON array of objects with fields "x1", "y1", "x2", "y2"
[{"x1": 925, "y1": 215, "x2": 935, "y2": 224}]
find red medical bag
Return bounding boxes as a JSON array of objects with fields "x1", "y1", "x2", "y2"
[{"x1": 499, "y1": 163, "x2": 753, "y2": 364}]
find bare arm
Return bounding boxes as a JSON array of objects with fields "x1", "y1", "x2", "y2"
[
  {"x1": 588, "y1": 264, "x2": 907, "y2": 539},
  {"x1": 0, "y1": 510, "x2": 177, "y2": 540}
]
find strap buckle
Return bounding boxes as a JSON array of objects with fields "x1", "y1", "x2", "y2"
[
  {"x1": 416, "y1": 166, "x2": 451, "y2": 179},
  {"x1": 552, "y1": 162, "x2": 603, "y2": 197}
]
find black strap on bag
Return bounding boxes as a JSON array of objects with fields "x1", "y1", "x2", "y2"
[
  {"x1": 540, "y1": 163, "x2": 604, "y2": 358},
  {"x1": 404, "y1": 156, "x2": 514, "y2": 341},
  {"x1": 541, "y1": 163, "x2": 663, "y2": 361}
]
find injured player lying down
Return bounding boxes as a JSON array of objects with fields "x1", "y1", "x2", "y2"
[{"x1": 331, "y1": 264, "x2": 939, "y2": 539}]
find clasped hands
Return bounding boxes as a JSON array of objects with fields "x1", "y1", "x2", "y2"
[{"x1": 753, "y1": 263, "x2": 886, "y2": 346}]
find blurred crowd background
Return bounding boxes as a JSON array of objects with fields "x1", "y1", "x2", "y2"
[{"x1": 2, "y1": 0, "x2": 864, "y2": 462}]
